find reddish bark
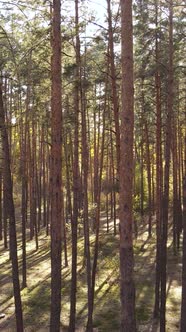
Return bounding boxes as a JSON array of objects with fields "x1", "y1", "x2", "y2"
[
  {"x1": 120, "y1": 0, "x2": 136, "y2": 330},
  {"x1": 50, "y1": 0, "x2": 63, "y2": 330}
]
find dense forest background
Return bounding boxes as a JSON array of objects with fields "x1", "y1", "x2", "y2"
[{"x1": 0, "y1": 0, "x2": 185, "y2": 331}]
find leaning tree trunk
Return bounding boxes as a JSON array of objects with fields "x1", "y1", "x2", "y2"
[
  {"x1": 49, "y1": 0, "x2": 63, "y2": 330},
  {"x1": 120, "y1": 0, "x2": 136, "y2": 331},
  {"x1": 0, "y1": 83, "x2": 24, "y2": 331}
]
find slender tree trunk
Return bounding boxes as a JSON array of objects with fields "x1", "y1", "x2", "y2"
[
  {"x1": 110, "y1": 129, "x2": 117, "y2": 235},
  {"x1": 106, "y1": 146, "x2": 110, "y2": 233},
  {"x1": 81, "y1": 94, "x2": 92, "y2": 332},
  {"x1": 28, "y1": 126, "x2": 34, "y2": 240},
  {"x1": 80, "y1": 49, "x2": 92, "y2": 329},
  {"x1": 31, "y1": 120, "x2": 38, "y2": 251},
  {"x1": 46, "y1": 141, "x2": 51, "y2": 236},
  {"x1": 0, "y1": 83, "x2": 24, "y2": 331},
  {"x1": 62, "y1": 198, "x2": 68, "y2": 268},
  {"x1": 3, "y1": 178, "x2": 8, "y2": 249},
  {"x1": 20, "y1": 114, "x2": 27, "y2": 288},
  {"x1": 86, "y1": 88, "x2": 106, "y2": 332},
  {"x1": 107, "y1": 0, "x2": 120, "y2": 174},
  {"x1": 172, "y1": 116, "x2": 179, "y2": 254},
  {"x1": 20, "y1": 54, "x2": 31, "y2": 287},
  {"x1": 120, "y1": 0, "x2": 136, "y2": 331},
  {"x1": 154, "y1": 0, "x2": 162, "y2": 317},
  {"x1": 160, "y1": 2, "x2": 173, "y2": 331},
  {"x1": 93, "y1": 90, "x2": 99, "y2": 213},
  {"x1": 177, "y1": 107, "x2": 183, "y2": 237},
  {"x1": 69, "y1": 1, "x2": 81, "y2": 331},
  {"x1": 42, "y1": 127, "x2": 47, "y2": 228},
  {"x1": 144, "y1": 121, "x2": 152, "y2": 237},
  {"x1": 50, "y1": 0, "x2": 63, "y2": 330},
  {"x1": 140, "y1": 135, "x2": 144, "y2": 218},
  {"x1": 37, "y1": 133, "x2": 42, "y2": 232},
  {"x1": 181, "y1": 161, "x2": 186, "y2": 331},
  {"x1": 64, "y1": 134, "x2": 73, "y2": 225},
  {"x1": 0, "y1": 171, "x2": 2, "y2": 240}
]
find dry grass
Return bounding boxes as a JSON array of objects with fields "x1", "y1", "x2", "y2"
[{"x1": 0, "y1": 215, "x2": 182, "y2": 331}]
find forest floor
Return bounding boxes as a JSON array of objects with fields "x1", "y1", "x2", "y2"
[{"x1": 0, "y1": 213, "x2": 182, "y2": 332}]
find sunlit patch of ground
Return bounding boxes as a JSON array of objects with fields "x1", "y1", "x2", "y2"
[{"x1": 0, "y1": 214, "x2": 182, "y2": 331}]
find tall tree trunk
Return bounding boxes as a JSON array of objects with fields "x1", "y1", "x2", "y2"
[
  {"x1": 120, "y1": 0, "x2": 136, "y2": 331},
  {"x1": 3, "y1": 177, "x2": 8, "y2": 249},
  {"x1": 0, "y1": 171, "x2": 2, "y2": 240},
  {"x1": 172, "y1": 116, "x2": 179, "y2": 253},
  {"x1": 50, "y1": 0, "x2": 63, "y2": 330},
  {"x1": 46, "y1": 141, "x2": 51, "y2": 236},
  {"x1": 110, "y1": 129, "x2": 117, "y2": 235},
  {"x1": 81, "y1": 50, "x2": 92, "y2": 331},
  {"x1": 0, "y1": 83, "x2": 24, "y2": 331},
  {"x1": 140, "y1": 134, "x2": 144, "y2": 218},
  {"x1": 20, "y1": 112, "x2": 28, "y2": 288},
  {"x1": 144, "y1": 121, "x2": 152, "y2": 237},
  {"x1": 31, "y1": 120, "x2": 38, "y2": 251},
  {"x1": 93, "y1": 87, "x2": 99, "y2": 212},
  {"x1": 28, "y1": 126, "x2": 34, "y2": 240},
  {"x1": 107, "y1": 0, "x2": 120, "y2": 174},
  {"x1": 42, "y1": 126, "x2": 47, "y2": 228},
  {"x1": 160, "y1": 1, "x2": 173, "y2": 331},
  {"x1": 69, "y1": 1, "x2": 80, "y2": 331},
  {"x1": 86, "y1": 88, "x2": 106, "y2": 332},
  {"x1": 181, "y1": 165, "x2": 186, "y2": 331},
  {"x1": 154, "y1": 0, "x2": 162, "y2": 318}
]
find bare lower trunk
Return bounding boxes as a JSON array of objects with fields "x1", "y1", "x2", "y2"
[
  {"x1": 0, "y1": 83, "x2": 23, "y2": 331},
  {"x1": 50, "y1": 0, "x2": 63, "y2": 330},
  {"x1": 160, "y1": 2, "x2": 173, "y2": 331},
  {"x1": 0, "y1": 171, "x2": 2, "y2": 240},
  {"x1": 120, "y1": 1, "x2": 136, "y2": 330},
  {"x1": 181, "y1": 175, "x2": 186, "y2": 331}
]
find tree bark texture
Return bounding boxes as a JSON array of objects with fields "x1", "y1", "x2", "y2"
[
  {"x1": 0, "y1": 83, "x2": 24, "y2": 331},
  {"x1": 50, "y1": 0, "x2": 63, "y2": 330},
  {"x1": 181, "y1": 175, "x2": 186, "y2": 332},
  {"x1": 120, "y1": 0, "x2": 136, "y2": 331},
  {"x1": 160, "y1": 1, "x2": 173, "y2": 331}
]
